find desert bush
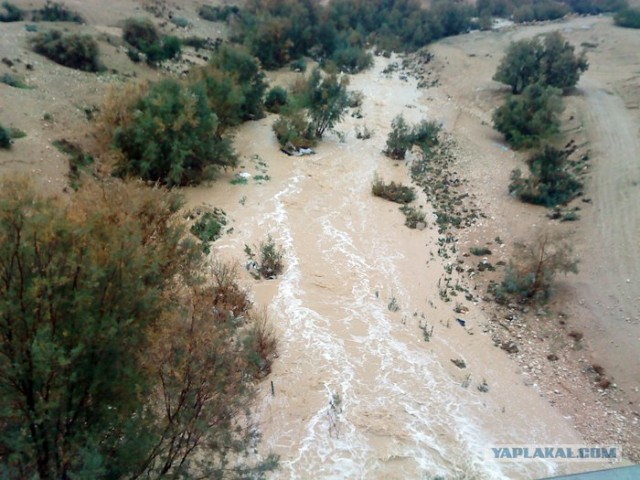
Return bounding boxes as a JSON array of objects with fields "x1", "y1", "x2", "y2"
[
  {"x1": 170, "y1": 16, "x2": 190, "y2": 28},
  {"x1": 245, "y1": 309, "x2": 278, "y2": 377},
  {"x1": 193, "y1": 45, "x2": 267, "y2": 127},
  {"x1": 0, "y1": 73, "x2": 30, "y2": 88},
  {"x1": 509, "y1": 145, "x2": 582, "y2": 206},
  {"x1": 31, "y1": 1, "x2": 83, "y2": 22},
  {"x1": 245, "y1": 235, "x2": 285, "y2": 279},
  {"x1": 384, "y1": 115, "x2": 441, "y2": 159},
  {"x1": 0, "y1": 123, "x2": 11, "y2": 149},
  {"x1": 399, "y1": 205, "x2": 427, "y2": 228},
  {"x1": 265, "y1": 86, "x2": 289, "y2": 113},
  {"x1": 494, "y1": 32, "x2": 588, "y2": 94},
  {"x1": 330, "y1": 45, "x2": 373, "y2": 74},
  {"x1": 0, "y1": 1, "x2": 23, "y2": 21},
  {"x1": 384, "y1": 115, "x2": 413, "y2": 159},
  {"x1": 112, "y1": 79, "x2": 236, "y2": 186},
  {"x1": 492, "y1": 83, "x2": 563, "y2": 150},
  {"x1": 190, "y1": 208, "x2": 227, "y2": 253},
  {"x1": 470, "y1": 246, "x2": 492, "y2": 256},
  {"x1": 372, "y1": 175, "x2": 416, "y2": 204},
  {"x1": 614, "y1": 7, "x2": 640, "y2": 28},
  {"x1": 31, "y1": 29, "x2": 101, "y2": 71},
  {"x1": 289, "y1": 57, "x2": 307, "y2": 72},
  {"x1": 122, "y1": 17, "x2": 181, "y2": 64},
  {"x1": 272, "y1": 111, "x2": 315, "y2": 149},
  {"x1": 512, "y1": 1, "x2": 570, "y2": 22},
  {"x1": 198, "y1": 4, "x2": 240, "y2": 22},
  {"x1": 567, "y1": 0, "x2": 628, "y2": 14},
  {"x1": 493, "y1": 230, "x2": 578, "y2": 303}
]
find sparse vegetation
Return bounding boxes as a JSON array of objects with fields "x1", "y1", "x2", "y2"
[
  {"x1": 493, "y1": 230, "x2": 579, "y2": 303},
  {"x1": 400, "y1": 205, "x2": 427, "y2": 229},
  {"x1": 372, "y1": 176, "x2": 416, "y2": 204},
  {"x1": 31, "y1": 29, "x2": 102, "y2": 72},
  {"x1": 31, "y1": 1, "x2": 83, "y2": 23},
  {"x1": 198, "y1": 4, "x2": 239, "y2": 22}
]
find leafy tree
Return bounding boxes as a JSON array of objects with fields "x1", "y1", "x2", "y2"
[
  {"x1": 493, "y1": 33, "x2": 587, "y2": 94},
  {"x1": 265, "y1": 86, "x2": 289, "y2": 113},
  {"x1": 495, "y1": 229, "x2": 579, "y2": 303},
  {"x1": 304, "y1": 68, "x2": 349, "y2": 138},
  {"x1": 113, "y1": 79, "x2": 236, "y2": 186},
  {"x1": 384, "y1": 115, "x2": 413, "y2": 159},
  {"x1": 509, "y1": 145, "x2": 582, "y2": 206},
  {"x1": 492, "y1": 83, "x2": 563, "y2": 150},
  {"x1": 0, "y1": 178, "x2": 278, "y2": 478}
]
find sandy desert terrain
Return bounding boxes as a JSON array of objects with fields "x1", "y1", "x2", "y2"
[{"x1": 0, "y1": 2, "x2": 638, "y2": 478}]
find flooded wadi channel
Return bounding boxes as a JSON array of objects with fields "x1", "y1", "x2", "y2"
[{"x1": 185, "y1": 54, "x2": 613, "y2": 479}]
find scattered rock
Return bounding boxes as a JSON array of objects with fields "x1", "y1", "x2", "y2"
[
  {"x1": 501, "y1": 341, "x2": 519, "y2": 354},
  {"x1": 547, "y1": 354, "x2": 559, "y2": 362}
]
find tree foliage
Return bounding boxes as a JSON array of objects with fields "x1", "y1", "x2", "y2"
[
  {"x1": 112, "y1": 79, "x2": 235, "y2": 186},
  {"x1": 494, "y1": 32, "x2": 588, "y2": 94},
  {"x1": 384, "y1": 115, "x2": 441, "y2": 160},
  {"x1": 492, "y1": 83, "x2": 563, "y2": 150},
  {"x1": 0, "y1": 178, "x2": 278, "y2": 479},
  {"x1": 305, "y1": 68, "x2": 349, "y2": 138},
  {"x1": 614, "y1": 7, "x2": 640, "y2": 28},
  {"x1": 509, "y1": 145, "x2": 582, "y2": 206}
]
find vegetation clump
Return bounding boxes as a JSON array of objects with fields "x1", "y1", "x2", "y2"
[
  {"x1": 384, "y1": 115, "x2": 441, "y2": 160},
  {"x1": 493, "y1": 32, "x2": 588, "y2": 94},
  {"x1": 492, "y1": 83, "x2": 563, "y2": 150},
  {"x1": 399, "y1": 205, "x2": 427, "y2": 229},
  {"x1": 31, "y1": 29, "x2": 101, "y2": 72},
  {"x1": 52, "y1": 139, "x2": 95, "y2": 190},
  {"x1": 0, "y1": 178, "x2": 278, "y2": 479},
  {"x1": 0, "y1": 1, "x2": 24, "y2": 22},
  {"x1": 492, "y1": 230, "x2": 578, "y2": 304},
  {"x1": 190, "y1": 208, "x2": 227, "y2": 253},
  {"x1": 31, "y1": 1, "x2": 83, "y2": 23},
  {"x1": 372, "y1": 176, "x2": 416, "y2": 204},
  {"x1": 509, "y1": 145, "x2": 582, "y2": 207},
  {"x1": 245, "y1": 235, "x2": 285, "y2": 279},
  {"x1": 0, "y1": 73, "x2": 30, "y2": 89},
  {"x1": 265, "y1": 86, "x2": 289, "y2": 113},
  {"x1": 111, "y1": 79, "x2": 235, "y2": 186},
  {"x1": 614, "y1": 7, "x2": 640, "y2": 28},
  {"x1": 0, "y1": 123, "x2": 11, "y2": 149},
  {"x1": 122, "y1": 17, "x2": 181, "y2": 65}
]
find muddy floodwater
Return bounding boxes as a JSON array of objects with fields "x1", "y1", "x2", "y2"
[{"x1": 186, "y1": 57, "x2": 610, "y2": 479}]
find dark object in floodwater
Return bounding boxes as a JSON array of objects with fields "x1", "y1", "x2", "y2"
[{"x1": 456, "y1": 318, "x2": 466, "y2": 327}]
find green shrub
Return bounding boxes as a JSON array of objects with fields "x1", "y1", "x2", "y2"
[
  {"x1": 411, "y1": 119, "x2": 441, "y2": 150},
  {"x1": 289, "y1": 58, "x2": 307, "y2": 72},
  {"x1": 113, "y1": 79, "x2": 237, "y2": 186},
  {"x1": 170, "y1": 16, "x2": 190, "y2": 28},
  {"x1": 372, "y1": 176, "x2": 416, "y2": 204},
  {"x1": 614, "y1": 8, "x2": 640, "y2": 28},
  {"x1": 470, "y1": 246, "x2": 492, "y2": 256},
  {"x1": 567, "y1": 0, "x2": 628, "y2": 14},
  {"x1": 399, "y1": 205, "x2": 426, "y2": 228},
  {"x1": 0, "y1": 124, "x2": 11, "y2": 149},
  {"x1": 384, "y1": 115, "x2": 413, "y2": 160},
  {"x1": 509, "y1": 145, "x2": 582, "y2": 206},
  {"x1": 329, "y1": 46, "x2": 373, "y2": 74},
  {"x1": 122, "y1": 17, "x2": 181, "y2": 64},
  {"x1": 198, "y1": 4, "x2": 239, "y2": 22},
  {"x1": 190, "y1": 208, "x2": 227, "y2": 253},
  {"x1": 31, "y1": 30, "x2": 101, "y2": 72},
  {"x1": 32, "y1": 1, "x2": 83, "y2": 23},
  {"x1": 265, "y1": 86, "x2": 288, "y2": 113},
  {"x1": 0, "y1": 1, "x2": 24, "y2": 22},
  {"x1": 492, "y1": 83, "x2": 563, "y2": 150},
  {"x1": 244, "y1": 235, "x2": 285, "y2": 279},
  {"x1": 0, "y1": 73, "x2": 30, "y2": 89},
  {"x1": 272, "y1": 112, "x2": 315, "y2": 149}
]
